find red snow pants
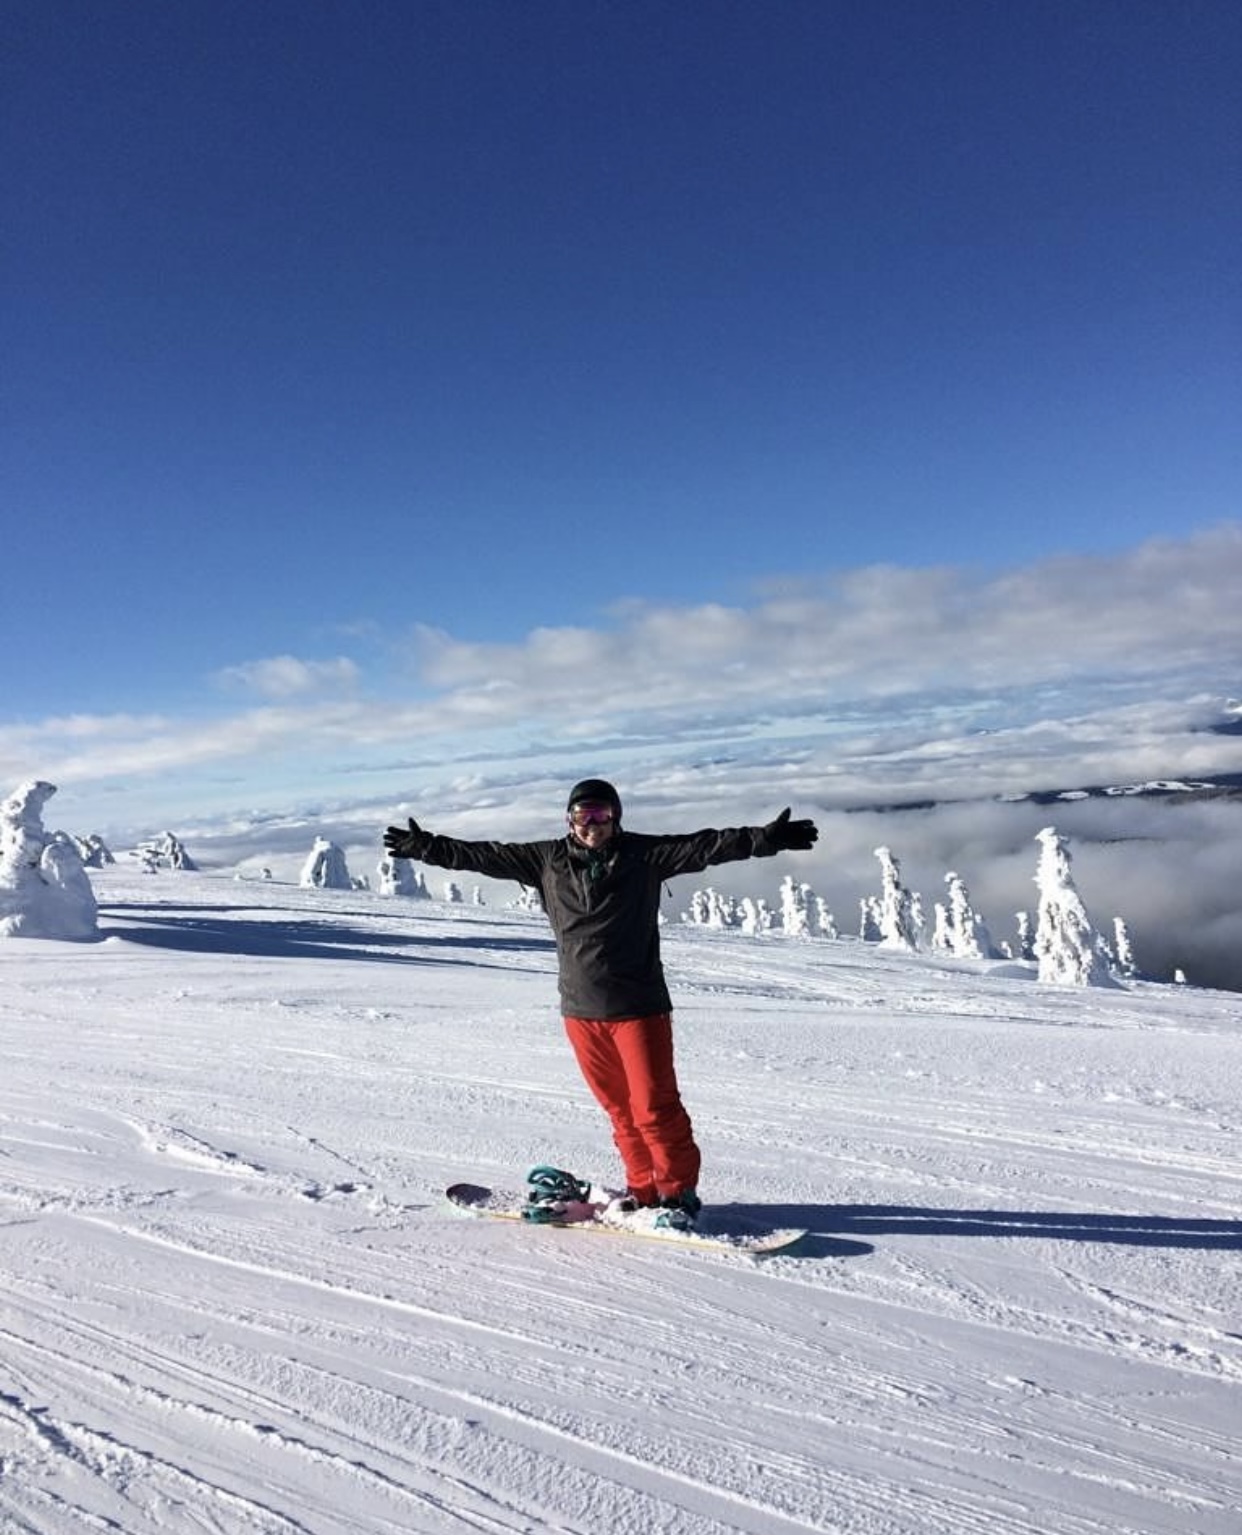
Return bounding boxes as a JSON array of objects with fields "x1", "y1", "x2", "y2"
[{"x1": 563, "y1": 1012, "x2": 701, "y2": 1198}]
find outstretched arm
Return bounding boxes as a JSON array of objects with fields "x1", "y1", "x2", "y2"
[
  {"x1": 382, "y1": 816, "x2": 546, "y2": 885},
  {"x1": 647, "y1": 807, "x2": 819, "y2": 879}
]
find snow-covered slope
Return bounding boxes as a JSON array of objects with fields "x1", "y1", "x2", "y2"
[{"x1": 1, "y1": 871, "x2": 1238, "y2": 1534}]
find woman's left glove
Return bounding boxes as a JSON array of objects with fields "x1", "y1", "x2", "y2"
[{"x1": 763, "y1": 807, "x2": 819, "y2": 851}]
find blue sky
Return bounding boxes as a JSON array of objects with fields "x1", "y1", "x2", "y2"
[{"x1": 3, "y1": 0, "x2": 1239, "y2": 844}]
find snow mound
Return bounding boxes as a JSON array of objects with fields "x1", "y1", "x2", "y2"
[{"x1": 0, "y1": 779, "x2": 99, "y2": 939}]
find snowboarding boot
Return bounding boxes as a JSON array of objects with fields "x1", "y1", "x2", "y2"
[
  {"x1": 613, "y1": 1184, "x2": 659, "y2": 1213},
  {"x1": 653, "y1": 1188, "x2": 702, "y2": 1232}
]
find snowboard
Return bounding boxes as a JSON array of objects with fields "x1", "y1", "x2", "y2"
[{"x1": 445, "y1": 1181, "x2": 807, "y2": 1256}]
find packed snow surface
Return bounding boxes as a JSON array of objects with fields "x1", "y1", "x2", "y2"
[{"x1": 1, "y1": 870, "x2": 1239, "y2": 1534}]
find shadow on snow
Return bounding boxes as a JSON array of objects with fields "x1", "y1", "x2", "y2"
[
  {"x1": 722, "y1": 1202, "x2": 1242, "y2": 1255},
  {"x1": 96, "y1": 906, "x2": 555, "y2": 969}
]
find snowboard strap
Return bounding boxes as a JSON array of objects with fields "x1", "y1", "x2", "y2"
[{"x1": 524, "y1": 1165, "x2": 592, "y2": 1215}]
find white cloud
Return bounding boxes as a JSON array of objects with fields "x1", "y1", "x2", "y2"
[
  {"x1": 213, "y1": 655, "x2": 361, "y2": 699},
  {"x1": 2, "y1": 528, "x2": 1238, "y2": 837},
  {"x1": 416, "y1": 525, "x2": 1241, "y2": 707}
]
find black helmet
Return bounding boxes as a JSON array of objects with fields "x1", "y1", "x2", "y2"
[{"x1": 566, "y1": 778, "x2": 622, "y2": 821}]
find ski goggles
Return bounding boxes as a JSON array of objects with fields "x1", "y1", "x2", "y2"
[{"x1": 568, "y1": 803, "x2": 615, "y2": 827}]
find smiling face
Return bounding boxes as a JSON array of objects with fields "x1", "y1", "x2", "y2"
[{"x1": 567, "y1": 801, "x2": 617, "y2": 849}]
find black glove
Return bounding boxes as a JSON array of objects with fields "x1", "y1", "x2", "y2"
[
  {"x1": 383, "y1": 817, "x2": 431, "y2": 860},
  {"x1": 764, "y1": 807, "x2": 818, "y2": 852}
]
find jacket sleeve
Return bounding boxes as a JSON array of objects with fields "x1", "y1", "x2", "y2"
[
  {"x1": 642, "y1": 825, "x2": 780, "y2": 880},
  {"x1": 416, "y1": 834, "x2": 549, "y2": 886}
]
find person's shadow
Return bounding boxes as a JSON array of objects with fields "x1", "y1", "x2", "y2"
[{"x1": 717, "y1": 1202, "x2": 1242, "y2": 1260}]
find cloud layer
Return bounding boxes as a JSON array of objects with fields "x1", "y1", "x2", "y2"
[
  {"x1": 5, "y1": 527, "x2": 1237, "y2": 826},
  {"x1": 2, "y1": 528, "x2": 1240, "y2": 991}
]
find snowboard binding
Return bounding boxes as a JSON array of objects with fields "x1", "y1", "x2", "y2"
[{"x1": 523, "y1": 1165, "x2": 592, "y2": 1223}]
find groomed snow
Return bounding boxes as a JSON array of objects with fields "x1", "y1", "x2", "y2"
[{"x1": 1, "y1": 870, "x2": 1239, "y2": 1534}]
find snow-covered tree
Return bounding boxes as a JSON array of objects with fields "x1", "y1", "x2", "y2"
[
  {"x1": 1112, "y1": 917, "x2": 1137, "y2": 980},
  {"x1": 859, "y1": 896, "x2": 882, "y2": 942},
  {"x1": 939, "y1": 871, "x2": 996, "y2": 959},
  {"x1": 874, "y1": 847, "x2": 920, "y2": 952},
  {"x1": 134, "y1": 832, "x2": 197, "y2": 872},
  {"x1": 685, "y1": 888, "x2": 738, "y2": 928},
  {"x1": 814, "y1": 898, "x2": 838, "y2": 939},
  {"x1": 300, "y1": 838, "x2": 352, "y2": 891},
  {"x1": 1032, "y1": 827, "x2": 1112, "y2": 986},
  {"x1": 0, "y1": 780, "x2": 98, "y2": 940},
  {"x1": 511, "y1": 885, "x2": 543, "y2": 912},
  {"x1": 444, "y1": 880, "x2": 463, "y2": 904},
  {"x1": 73, "y1": 833, "x2": 115, "y2": 868},
  {"x1": 1014, "y1": 911, "x2": 1036, "y2": 962},
  {"x1": 779, "y1": 875, "x2": 812, "y2": 937},
  {"x1": 377, "y1": 855, "x2": 420, "y2": 896},
  {"x1": 379, "y1": 859, "x2": 431, "y2": 897},
  {"x1": 739, "y1": 896, "x2": 774, "y2": 936}
]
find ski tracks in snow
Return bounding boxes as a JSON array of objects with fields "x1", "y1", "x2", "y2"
[
  {"x1": 3, "y1": 1191, "x2": 1237, "y2": 1535},
  {"x1": 2, "y1": 875, "x2": 1240, "y2": 1533}
]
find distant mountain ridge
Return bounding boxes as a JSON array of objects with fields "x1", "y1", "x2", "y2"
[
  {"x1": 849, "y1": 772, "x2": 1242, "y2": 817},
  {"x1": 1013, "y1": 772, "x2": 1242, "y2": 807}
]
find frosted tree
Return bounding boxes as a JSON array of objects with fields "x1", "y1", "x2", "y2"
[
  {"x1": 444, "y1": 880, "x2": 463, "y2": 903},
  {"x1": 165, "y1": 834, "x2": 195, "y2": 871},
  {"x1": 859, "y1": 896, "x2": 882, "y2": 942},
  {"x1": 511, "y1": 885, "x2": 543, "y2": 912},
  {"x1": 685, "y1": 889, "x2": 737, "y2": 928},
  {"x1": 874, "y1": 847, "x2": 920, "y2": 952},
  {"x1": 135, "y1": 832, "x2": 197, "y2": 871},
  {"x1": 471, "y1": 885, "x2": 485, "y2": 906},
  {"x1": 1014, "y1": 911, "x2": 1036, "y2": 962},
  {"x1": 930, "y1": 901, "x2": 952, "y2": 953},
  {"x1": 1112, "y1": 917, "x2": 1137, "y2": 980},
  {"x1": 739, "y1": 897, "x2": 774, "y2": 936},
  {"x1": 73, "y1": 833, "x2": 115, "y2": 868},
  {"x1": 0, "y1": 780, "x2": 98, "y2": 940},
  {"x1": 814, "y1": 898, "x2": 838, "y2": 938},
  {"x1": 779, "y1": 875, "x2": 812, "y2": 937},
  {"x1": 1032, "y1": 827, "x2": 1112, "y2": 986},
  {"x1": 941, "y1": 871, "x2": 996, "y2": 959},
  {"x1": 300, "y1": 838, "x2": 352, "y2": 891},
  {"x1": 377, "y1": 854, "x2": 423, "y2": 896}
]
